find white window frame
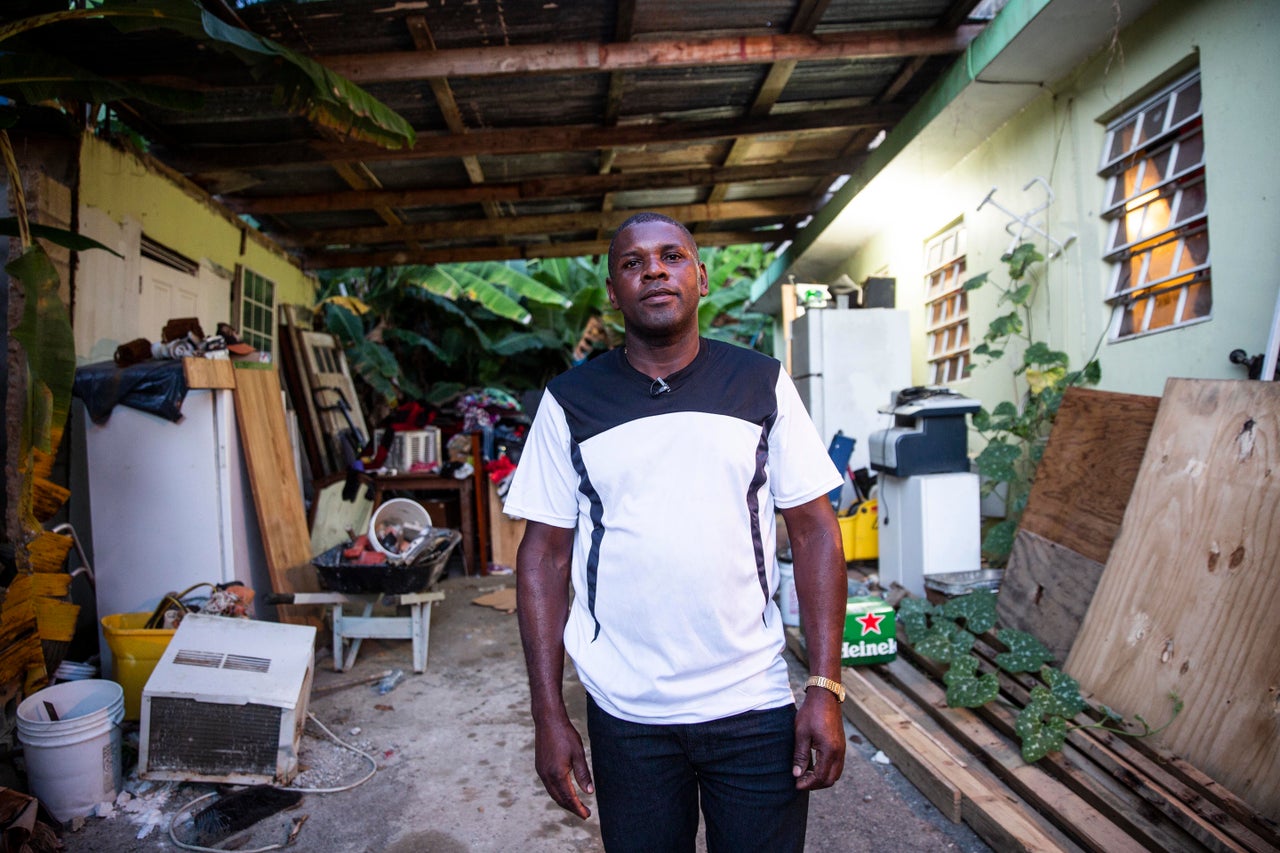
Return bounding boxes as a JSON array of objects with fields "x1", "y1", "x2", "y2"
[
  {"x1": 235, "y1": 266, "x2": 277, "y2": 355},
  {"x1": 1099, "y1": 70, "x2": 1211, "y2": 341},
  {"x1": 923, "y1": 223, "x2": 969, "y2": 384}
]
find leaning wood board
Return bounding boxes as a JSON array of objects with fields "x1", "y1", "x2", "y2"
[
  {"x1": 1066, "y1": 379, "x2": 1280, "y2": 819},
  {"x1": 999, "y1": 388, "x2": 1159, "y2": 663},
  {"x1": 1018, "y1": 387, "x2": 1161, "y2": 566},
  {"x1": 999, "y1": 529, "x2": 1106, "y2": 665},
  {"x1": 231, "y1": 365, "x2": 323, "y2": 626}
]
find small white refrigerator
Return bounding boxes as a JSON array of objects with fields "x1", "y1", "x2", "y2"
[
  {"x1": 72, "y1": 387, "x2": 273, "y2": 669},
  {"x1": 791, "y1": 308, "x2": 911, "y2": 506}
]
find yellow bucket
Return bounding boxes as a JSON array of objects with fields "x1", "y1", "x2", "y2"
[
  {"x1": 839, "y1": 499, "x2": 879, "y2": 562},
  {"x1": 100, "y1": 613, "x2": 175, "y2": 721}
]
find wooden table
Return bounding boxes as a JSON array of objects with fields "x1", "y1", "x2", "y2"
[{"x1": 372, "y1": 472, "x2": 484, "y2": 575}]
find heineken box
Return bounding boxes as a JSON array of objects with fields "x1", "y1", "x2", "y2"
[{"x1": 842, "y1": 596, "x2": 897, "y2": 666}]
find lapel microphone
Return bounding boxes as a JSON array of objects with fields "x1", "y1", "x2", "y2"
[{"x1": 650, "y1": 377, "x2": 671, "y2": 397}]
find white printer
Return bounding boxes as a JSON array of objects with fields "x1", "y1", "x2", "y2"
[
  {"x1": 869, "y1": 387, "x2": 980, "y2": 476},
  {"x1": 869, "y1": 387, "x2": 982, "y2": 596}
]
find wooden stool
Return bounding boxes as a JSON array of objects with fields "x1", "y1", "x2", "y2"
[{"x1": 283, "y1": 591, "x2": 445, "y2": 672}]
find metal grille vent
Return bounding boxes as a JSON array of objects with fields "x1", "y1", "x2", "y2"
[
  {"x1": 146, "y1": 697, "x2": 283, "y2": 776},
  {"x1": 173, "y1": 650, "x2": 222, "y2": 668},
  {"x1": 172, "y1": 649, "x2": 271, "y2": 673},
  {"x1": 223, "y1": 654, "x2": 271, "y2": 673}
]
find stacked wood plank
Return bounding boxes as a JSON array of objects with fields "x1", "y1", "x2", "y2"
[{"x1": 787, "y1": 627, "x2": 1280, "y2": 852}]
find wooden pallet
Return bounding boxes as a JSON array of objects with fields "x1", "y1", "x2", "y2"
[{"x1": 786, "y1": 628, "x2": 1280, "y2": 853}]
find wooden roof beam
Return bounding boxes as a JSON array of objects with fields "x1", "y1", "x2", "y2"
[
  {"x1": 283, "y1": 199, "x2": 817, "y2": 248},
  {"x1": 173, "y1": 104, "x2": 907, "y2": 172},
  {"x1": 302, "y1": 227, "x2": 796, "y2": 270},
  {"x1": 224, "y1": 156, "x2": 862, "y2": 216},
  {"x1": 320, "y1": 26, "x2": 984, "y2": 82}
]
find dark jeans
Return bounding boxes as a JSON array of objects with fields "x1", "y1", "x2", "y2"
[{"x1": 586, "y1": 695, "x2": 808, "y2": 853}]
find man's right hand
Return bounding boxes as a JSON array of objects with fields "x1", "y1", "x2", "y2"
[{"x1": 533, "y1": 711, "x2": 594, "y2": 819}]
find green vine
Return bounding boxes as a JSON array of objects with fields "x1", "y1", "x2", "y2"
[
  {"x1": 964, "y1": 243, "x2": 1102, "y2": 564},
  {"x1": 898, "y1": 591, "x2": 1182, "y2": 762}
]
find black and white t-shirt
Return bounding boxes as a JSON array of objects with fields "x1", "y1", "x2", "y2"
[{"x1": 505, "y1": 339, "x2": 841, "y2": 724}]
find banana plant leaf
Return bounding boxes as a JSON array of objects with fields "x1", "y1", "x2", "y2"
[
  {"x1": 8, "y1": 244, "x2": 75, "y2": 459},
  {"x1": 2, "y1": 0, "x2": 415, "y2": 151},
  {"x1": 460, "y1": 262, "x2": 572, "y2": 308},
  {"x1": 408, "y1": 267, "x2": 531, "y2": 325},
  {"x1": 0, "y1": 53, "x2": 202, "y2": 113},
  {"x1": 0, "y1": 217, "x2": 122, "y2": 256}
]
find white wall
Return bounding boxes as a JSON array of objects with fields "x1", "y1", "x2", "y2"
[{"x1": 830, "y1": 0, "x2": 1279, "y2": 401}]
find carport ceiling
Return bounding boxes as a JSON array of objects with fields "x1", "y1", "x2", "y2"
[{"x1": 82, "y1": 0, "x2": 992, "y2": 270}]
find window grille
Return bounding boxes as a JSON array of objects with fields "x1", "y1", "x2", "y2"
[
  {"x1": 924, "y1": 224, "x2": 969, "y2": 384},
  {"x1": 1099, "y1": 71, "x2": 1210, "y2": 340},
  {"x1": 237, "y1": 268, "x2": 276, "y2": 354}
]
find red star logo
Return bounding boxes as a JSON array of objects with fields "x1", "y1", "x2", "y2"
[{"x1": 856, "y1": 611, "x2": 884, "y2": 636}]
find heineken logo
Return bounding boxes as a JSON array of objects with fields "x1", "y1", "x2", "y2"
[
  {"x1": 856, "y1": 611, "x2": 885, "y2": 636},
  {"x1": 843, "y1": 638, "x2": 898, "y2": 659}
]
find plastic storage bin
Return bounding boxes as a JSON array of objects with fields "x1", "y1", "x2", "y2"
[{"x1": 100, "y1": 613, "x2": 175, "y2": 720}]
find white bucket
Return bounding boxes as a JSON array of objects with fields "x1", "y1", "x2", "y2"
[
  {"x1": 777, "y1": 560, "x2": 800, "y2": 627},
  {"x1": 17, "y1": 679, "x2": 124, "y2": 822},
  {"x1": 369, "y1": 497, "x2": 434, "y2": 561}
]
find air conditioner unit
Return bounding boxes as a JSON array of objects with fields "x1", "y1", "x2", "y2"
[
  {"x1": 376, "y1": 427, "x2": 442, "y2": 472},
  {"x1": 139, "y1": 615, "x2": 317, "y2": 785}
]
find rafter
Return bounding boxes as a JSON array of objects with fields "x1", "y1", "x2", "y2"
[
  {"x1": 320, "y1": 26, "x2": 984, "y2": 82},
  {"x1": 225, "y1": 156, "x2": 862, "y2": 216},
  {"x1": 302, "y1": 228, "x2": 797, "y2": 270},
  {"x1": 171, "y1": 105, "x2": 906, "y2": 172},
  {"x1": 282, "y1": 199, "x2": 817, "y2": 249}
]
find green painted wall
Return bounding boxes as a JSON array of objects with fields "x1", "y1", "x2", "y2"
[
  {"x1": 832, "y1": 0, "x2": 1278, "y2": 402},
  {"x1": 78, "y1": 134, "x2": 315, "y2": 309}
]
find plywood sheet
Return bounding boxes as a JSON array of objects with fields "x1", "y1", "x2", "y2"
[
  {"x1": 997, "y1": 529, "x2": 1104, "y2": 665},
  {"x1": 1065, "y1": 379, "x2": 1280, "y2": 818},
  {"x1": 231, "y1": 365, "x2": 322, "y2": 626},
  {"x1": 183, "y1": 357, "x2": 235, "y2": 389},
  {"x1": 1019, "y1": 387, "x2": 1160, "y2": 565}
]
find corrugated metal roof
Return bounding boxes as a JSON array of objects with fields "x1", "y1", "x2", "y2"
[{"x1": 34, "y1": 0, "x2": 991, "y2": 268}]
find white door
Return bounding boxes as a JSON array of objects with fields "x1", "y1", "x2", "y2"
[{"x1": 138, "y1": 258, "x2": 230, "y2": 343}]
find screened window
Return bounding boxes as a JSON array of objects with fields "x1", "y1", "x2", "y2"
[
  {"x1": 237, "y1": 268, "x2": 276, "y2": 355},
  {"x1": 924, "y1": 225, "x2": 969, "y2": 384},
  {"x1": 1100, "y1": 71, "x2": 1210, "y2": 340}
]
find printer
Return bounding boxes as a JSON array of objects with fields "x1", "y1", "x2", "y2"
[
  {"x1": 869, "y1": 386, "x2": 980, "y2": 477},
  {"x1": 869, "y1": 387, "x2": 982, "y2": 596}
]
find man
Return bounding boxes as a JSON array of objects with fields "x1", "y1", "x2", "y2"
[{"x1": 505, "y1": 212, "x2": 847, "y2": 852}]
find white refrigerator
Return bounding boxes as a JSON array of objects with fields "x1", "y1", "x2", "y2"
[
  {"x1": 73, "y1": 388, "x2": 273, "y2": 667},
  {"x1": 790, "y1": 308, "x2": 911, "y2": 507}
]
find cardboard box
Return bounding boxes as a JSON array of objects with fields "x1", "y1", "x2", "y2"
[{"x1": 842, "y1": 595, "x2": 897, "y2": 666}]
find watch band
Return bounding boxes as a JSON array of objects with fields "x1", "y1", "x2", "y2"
[{"x1": 805, "y1": 675, "x2": 846, "y2": 703}]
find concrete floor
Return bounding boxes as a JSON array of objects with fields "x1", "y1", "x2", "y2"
[{"x1": 58, "y1": 572, "x2": 991, "y2": 852}]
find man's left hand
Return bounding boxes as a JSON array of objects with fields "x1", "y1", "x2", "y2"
[{"x1": 792, "y1": 689, "x2": 846, "y2": 789}]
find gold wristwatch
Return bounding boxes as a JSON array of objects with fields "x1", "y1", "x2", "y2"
[{"x1": 805, "y1": 675, "x2": 846, "y2": 702}]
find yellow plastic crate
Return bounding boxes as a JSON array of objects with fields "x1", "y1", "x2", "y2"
[
  {"x1": 100, "y1": 613, "x2": 175, "y2": 721},
  {"x1": 839, "y1": 499, "x2": 879, "y2": 562}
]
